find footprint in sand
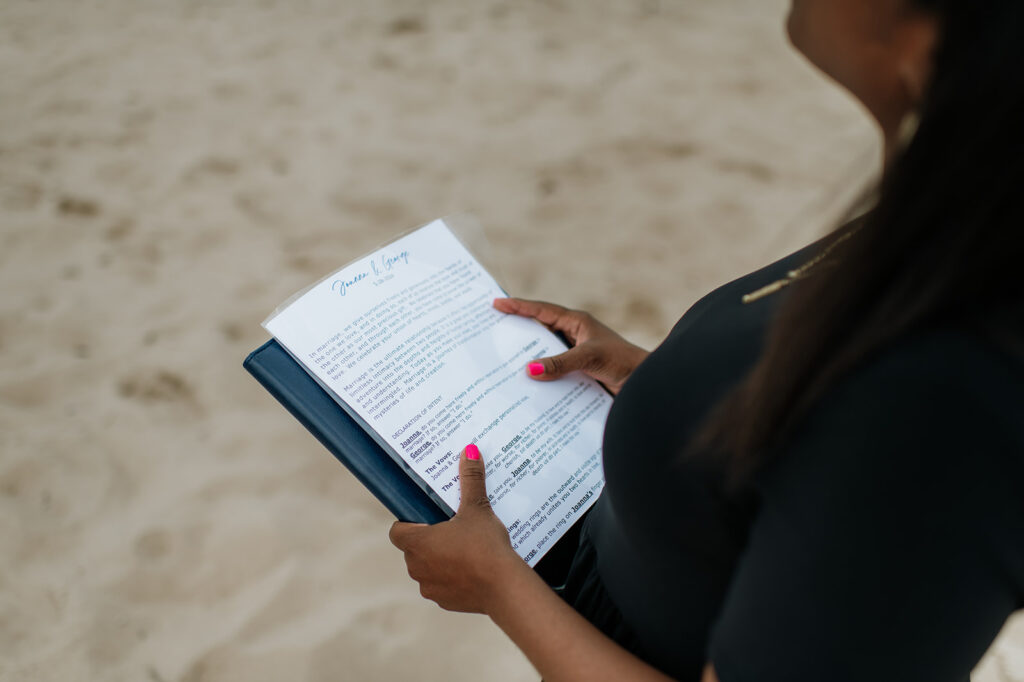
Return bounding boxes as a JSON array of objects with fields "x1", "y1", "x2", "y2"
[
  {"x1": 624, "y1": 296, "x2": 664, "y2": 336},
  {"x1": 386, "y1": 16, "x2": 426, "y2": 35},
  {"x1": 134, "y1": 528, "x2": 171, "y2": 561},
  {"x1": 56, "y1": 195, "x2": 101, "y2": 217},
  {"x1": 117, "y1": 370, "x2": 196, "y2": 405},
  {"x1": 0, "y1": 179, "x2": 43, "y2": 211}
]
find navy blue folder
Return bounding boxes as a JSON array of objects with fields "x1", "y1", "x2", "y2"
[
  {"x1": 244, "y1": 339, "x2": 450, "y2": 524},
  {"x1": 244, "y1": 337, "x2": 587, "y2": 585}
]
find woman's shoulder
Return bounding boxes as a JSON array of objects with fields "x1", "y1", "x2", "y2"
[
  {"x1": 836, "y1": 304, "x2": 1024, "y2": 425},
  {"x1": 786, "y1": 309, "x2": 1024, "y2": 479},
  {"x1": 755, "y1": 306, "x2": 1024, "y2": 600},
  {"x1": 711, "y1": 312, "x2": 1024, "y2": 682},
  {"x1": 764, "y1": 304, "x2": 1024, "y2": 530}
]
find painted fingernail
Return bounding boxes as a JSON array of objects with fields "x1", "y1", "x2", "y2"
[
  {"x1": 528, "y1": 362, "x2": 545, "y2": 376},
  {"x1": 465, "y1": 443, "x2": 480, "y2": 460}
]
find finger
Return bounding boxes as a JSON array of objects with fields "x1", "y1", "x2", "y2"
[
  {"x1": 493, "y1": 297, "x2": 579, "y2": 333},
  {"x1": 527, "y1": 345, "x2": 597, "y2": 381},
  {"x1": 388, "y1": 520, "x2": 427, "y2": 549},
  {"x1": 457, "y1": 444, "x2": 490, "y2": 515}
]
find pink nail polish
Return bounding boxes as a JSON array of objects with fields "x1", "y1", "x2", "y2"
[
  {"x1": 465, "y1": 444, "x2": 480, "y2": 460},
  {"x1": 528, "y1": 362, "x2": 545, "y2": 376}
]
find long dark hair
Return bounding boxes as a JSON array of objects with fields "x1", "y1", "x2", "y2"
[{"x1": 697, "y1": 0, "x2": 1024, "y2": 481}]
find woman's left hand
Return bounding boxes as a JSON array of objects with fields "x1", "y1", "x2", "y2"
[{"x1": 388, "y1": 444, "x2": 528, "y2": 614}]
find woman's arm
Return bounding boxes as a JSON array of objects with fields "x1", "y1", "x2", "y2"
[
  {"x1": 488, "y1": 549, "x2": 676, "y2": 682},
  {"x1": 389, "y1": 446, "x2": 676, "y2": 682}
]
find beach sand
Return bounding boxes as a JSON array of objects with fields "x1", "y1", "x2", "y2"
[{"x1": 1, "y1": 1, "x2": 1021, "y2": 680}]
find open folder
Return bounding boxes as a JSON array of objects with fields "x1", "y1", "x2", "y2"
[
  {"x1": 244, "y1": 337, "x2": 590, "y2": 586},
  {"x1": 244, "y1": 217, "x2": 609, "y2": 585},
  {"x1": 245, "y1": 338, "x2": 449, "y2": 525}
]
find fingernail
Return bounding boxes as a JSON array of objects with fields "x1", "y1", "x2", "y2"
[
  {"x1": 528, "y1": 362, "x2": 545, "y2": 376},
  {"x1": 465, "y1": 443, "x2": 480, "y2": 460}
]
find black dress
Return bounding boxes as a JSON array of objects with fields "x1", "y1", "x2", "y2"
[{"x1": 561, "y1": 236, "x2": 1024, "y2": 681}]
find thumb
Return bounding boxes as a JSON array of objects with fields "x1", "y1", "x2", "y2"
[
  {"x1": 527, "y1": 345, "x2": 596, "y2": 381},
  {"x1": 457, "y1": 444, "x2": 490, "y2": 515}
]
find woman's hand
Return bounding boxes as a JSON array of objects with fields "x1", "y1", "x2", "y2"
[
  {"x1": 391, "y1": 444, "x2": 679, "y2": 682},
  {"x1": 388, "y1": 444, "x2": 529, "y2": 614},
  {"x1": 493, "y1": 297, "x2": 650, "y2": 395}
]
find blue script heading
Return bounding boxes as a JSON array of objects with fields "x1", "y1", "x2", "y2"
[{"x1": 331, "y1": 250, "x2": 411, "y2": 296}]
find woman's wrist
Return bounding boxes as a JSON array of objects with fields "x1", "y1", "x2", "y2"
[
  {"x1": 627, "y1": 344, "x2": 651, "y2": 370},
  {"x1": 480, "y1": 551, "x2": 540, "y2": 617},
  {"x1": 485, "y1": 556, "x2": 554, "y2": 628},
  {"x1": 605, "y1": 343, "x2": 650, "y2": 393}
]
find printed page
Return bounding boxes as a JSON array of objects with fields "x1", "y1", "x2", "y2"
[{"x1": 264, "y1": 219, "x2": 611, "y2": 566}]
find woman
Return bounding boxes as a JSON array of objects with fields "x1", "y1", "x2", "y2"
[{"x1": 389, "y1": 1, "x2": 1024, "y2": 679}]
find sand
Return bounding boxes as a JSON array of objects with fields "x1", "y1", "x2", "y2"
[{"x1": 1, "y1": 1, "x2": 1021, "y2": 680}]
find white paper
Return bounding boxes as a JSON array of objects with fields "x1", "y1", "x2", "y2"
[{"x1": 264, "y1": 219, "x2": 610, "y2": 566}]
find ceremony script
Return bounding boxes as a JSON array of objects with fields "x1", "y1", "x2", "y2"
[{"x1": 264, "y1": 219, "x2": 611, "y2": 566}]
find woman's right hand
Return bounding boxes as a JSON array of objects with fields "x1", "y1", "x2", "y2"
[{"x1": 493, "y1": 297, "x2": 650, "y2": 395}]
